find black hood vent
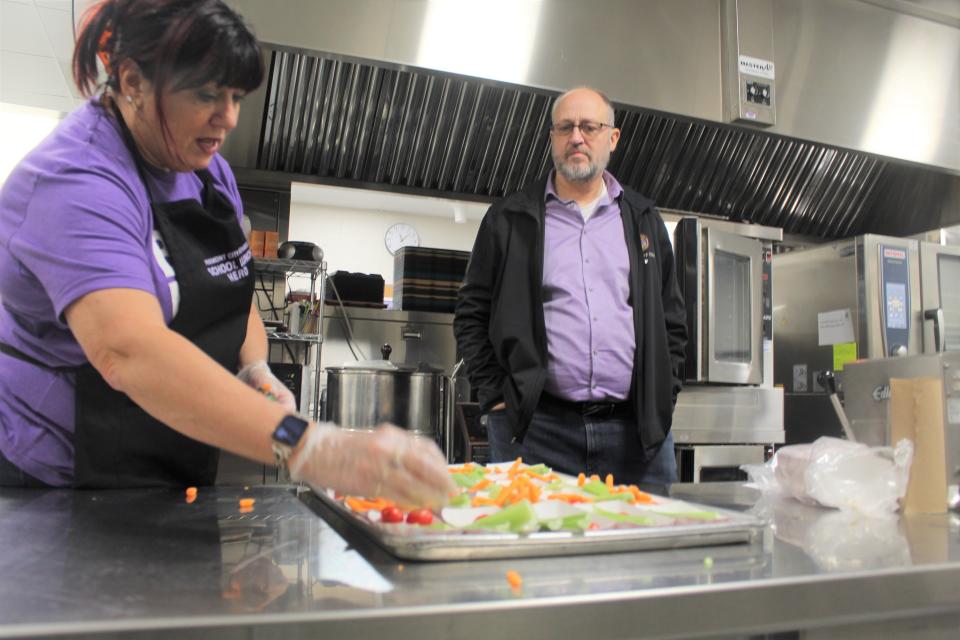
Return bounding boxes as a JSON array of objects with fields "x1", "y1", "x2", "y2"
[{"x1": 255, "y1": 47, "x2": 959, "y2": 239}]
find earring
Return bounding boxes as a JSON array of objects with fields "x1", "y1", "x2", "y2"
[{"x1": 125, "y1": 95, "x2": 133, "y2": 104}]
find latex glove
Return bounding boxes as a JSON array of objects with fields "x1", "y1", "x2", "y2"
[
  {"x1": 237, "y1": 360, "x2": 298, "y2": 413},
  {"x1": 289, "y1": 422, "x2": 455, "y2": 509}
]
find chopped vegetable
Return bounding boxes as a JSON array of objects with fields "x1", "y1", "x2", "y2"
[
  {"x1": 470, "y1": 499, "x2": 537, "y2": 533},
  {"x1": 581, "y1": 479, "x2": 612, "y2": 497},
  {"x1": 346, "y1": 496, "x2": 392, "y2": 512},
  {"x1": 381, "y1": 506, "x2": 404, "y2": 523},
  {"x1": 406, "y1": 509, "x2": 434, "y2": 525},
  {"x1": 448, "y1": 493, "x2": 471, "y2": 508},
  {"x1": 506, "y1": 570, "x2": 522, "y2": 589},
  {"x1": 542, "y1": 513, "x2": 590, "y2": 531},
  {"x1": 451, "y1": 468, "x2": 487, "y2": 489},
  {"x1": 594, "y1": 508, "x2": 655, "y2": 526},
  {"x1": 546, "y1": 493, "x2": 595, "y2": 504},
  {"x1": 238, "y1": 498, "x2": 255, "y2": 509},
  {"x1": 185, "y1": 487, "x2": 198, "y2": 498}
]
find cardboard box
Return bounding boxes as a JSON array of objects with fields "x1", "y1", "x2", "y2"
[
  {"x1": 264, "y1": 231, "x2": 279, "y2": 259},
  {"x1": 249, "y1": 230, "x2": 266, "y2": 258},
  {"x1": 890, "y1": 377, "x2": 948, "y2": 514}
]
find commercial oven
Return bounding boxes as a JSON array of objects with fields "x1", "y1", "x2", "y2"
[
  {"x1": 666, "y1": 216, "x2": 784, "y2": 481},
  {"x1": 773, "y1": 234, "x2": 959, "y2": 444}
]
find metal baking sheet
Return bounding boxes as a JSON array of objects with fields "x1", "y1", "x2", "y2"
[{"x1": 302, "y1": 485, "x2": 765, "y2": 562}]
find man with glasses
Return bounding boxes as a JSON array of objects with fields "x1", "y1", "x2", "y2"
[{"x1": 454, "y1": 87, "x2": 687, "y2": 486}]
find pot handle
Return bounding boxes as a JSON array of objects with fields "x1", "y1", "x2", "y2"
[{"x1": 443, "y1": 359, "x2": 466, "y2": 463}]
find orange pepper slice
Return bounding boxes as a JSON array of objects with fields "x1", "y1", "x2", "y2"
[
  {"x1": 577, "y1": 473, "x2": 586, "y2": 487},
  {"x1": 628, "y1": 485, "x2": 655, "y2": 504},
  {"x1": 605, "y1": 474, "x2": 614, "y2": 489},
  {"x1": 238, "y1": 498, "x2": 256, "y2": 509},
  {"x1": 468, "y1": 478, "x2": 493, "y2": 492},
  {"x1": 546, "y1": 493, "x2": 595, "y2": 504},
  {"x1": 506, "y1": 570, "x2": 522, "y2": 589}
]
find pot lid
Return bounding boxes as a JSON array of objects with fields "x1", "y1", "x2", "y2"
[
  {"x1": 338, "y1": 359, "x2": 399, "y2": 371},
  {"x1": 329, "y1": 360, "x2": 444, "y2": 374}
]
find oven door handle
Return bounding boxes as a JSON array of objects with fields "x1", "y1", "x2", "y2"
[{"x1": 924, "y1": 308, "x2": 945, "y2": 353}]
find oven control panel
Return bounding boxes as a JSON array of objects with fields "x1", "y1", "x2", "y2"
[{"x1": 879, "y1": 245, "x2": 911, "y2": 356}]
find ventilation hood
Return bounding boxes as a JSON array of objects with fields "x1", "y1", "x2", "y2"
[{"x1": 223, "y1": 45, "x2": 958, "y2": 240}]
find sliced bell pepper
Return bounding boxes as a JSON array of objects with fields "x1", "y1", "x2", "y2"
[
  {"x1": 542, "y1": 512, "x2": 590, "y2": 531},
  {"x1": 470, "y1": 499, "x2": 537, "y2": 533},
  {"x1": 448, "y1": 492, "x2": 471, "y2": 508},
  {"x1": 580, "y1": 479, "x2": 612, "y2": 497}
]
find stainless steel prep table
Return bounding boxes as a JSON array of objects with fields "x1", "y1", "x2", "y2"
[{"x1": 0, "y1": 484, "x2": 957, "y2": 639}]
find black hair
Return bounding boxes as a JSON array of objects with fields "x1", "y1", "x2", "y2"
[{"x1": 73, "y1": 0, "x2": 264, "y2": 99}]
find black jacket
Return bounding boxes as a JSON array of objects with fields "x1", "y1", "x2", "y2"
[{"x1": 453, "y1": 174, "x2": 687, "y2": 461}]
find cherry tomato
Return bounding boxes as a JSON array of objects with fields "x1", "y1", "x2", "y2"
[
  {"x1": 406, "y1": 508, "x2": 434, "y2": 525},
  {"x1": 381, "y1": 506, "x2": 404, "y2": 523}
]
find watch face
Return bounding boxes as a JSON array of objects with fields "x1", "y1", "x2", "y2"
[
  {"x1": 274, "y1": 415, "x2": 309, "y2": 447},
  {"x1": 384, "y1": 222, "x2": 420, "y2": 255}
]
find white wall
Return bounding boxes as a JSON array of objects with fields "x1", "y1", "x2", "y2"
[
  {"x1": 0, "y1": 102, "x2": 62, "y2": 184},
  {"x1": 287, "y1": 202, "x2": 482, "y2": 288}
]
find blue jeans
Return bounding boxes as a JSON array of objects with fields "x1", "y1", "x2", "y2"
[
  {"x1": 484, "y1": 404, "x2": 677, "y2": 486},
  {"x1": 0, "y1": 450, "x2": 50, "y2": 488}
]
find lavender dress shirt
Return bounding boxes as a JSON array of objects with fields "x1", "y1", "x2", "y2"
[{"x1": 542, "y1": 171, "x2": 635, "y2": 402}]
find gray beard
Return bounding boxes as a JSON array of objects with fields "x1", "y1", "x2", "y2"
[{"x1": 553, "y1": 149, "x2": 608, "y2": 183}]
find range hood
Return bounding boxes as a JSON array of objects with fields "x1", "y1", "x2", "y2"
[{"x1": 222, "y1": 44, "x2": 959, "y2": 240}]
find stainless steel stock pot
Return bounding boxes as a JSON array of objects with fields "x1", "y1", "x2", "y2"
[{"x1": 324, "y1": 358, "x2": 446, "y2": 439}]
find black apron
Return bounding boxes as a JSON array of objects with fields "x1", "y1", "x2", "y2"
[{"x1": 3, "y1": 104, "x2": 253, "y2": 488}]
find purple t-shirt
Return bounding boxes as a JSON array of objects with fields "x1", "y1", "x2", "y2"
[
  {"x1": 0, "y1": 97, "x2": 244, "y2": 486},
  {"x1": 542, "y1": 171, "x2": 636, "y2": 402}
]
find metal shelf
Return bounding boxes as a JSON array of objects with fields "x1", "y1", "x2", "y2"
[
  {"x1": 253, "y1": 258, "x2": 324, "y2": 276},
  {"x1": 254, "y1": 258, "x2": 328, "y2": 421},
  {"x1": 266, "y1": 332, "x2": 323, "y2": 344}
]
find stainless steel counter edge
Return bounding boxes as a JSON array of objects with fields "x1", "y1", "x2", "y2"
[
  {"x1": 1, "y1": 485, "x2": 957, "y2": 640},
  {"x1": 4, "y1": 564, "x2": 958, "y2": 640}
]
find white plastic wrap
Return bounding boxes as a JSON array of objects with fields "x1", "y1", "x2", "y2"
[{"x1": 742, "y1": 436, "x2": 913, "y2": 516}]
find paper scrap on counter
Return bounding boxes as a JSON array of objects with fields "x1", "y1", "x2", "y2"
[{"x1": 818, "y1": 309, "x2": 855, "y2": 346}]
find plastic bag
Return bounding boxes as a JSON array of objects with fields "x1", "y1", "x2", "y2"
[
  {"x1": 748, "y1": 494, "x2": 911, "y2": 571},
  {"x1": 741, "y1": 436, "x2": 913, "y2": 517}
]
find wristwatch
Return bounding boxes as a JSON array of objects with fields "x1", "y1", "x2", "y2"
[{"x1": 271, "y1": 414, "x2": 310, "y2": 481}]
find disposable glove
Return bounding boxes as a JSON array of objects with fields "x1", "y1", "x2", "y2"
[
  {"x1": 237, "y1": 360, "x2": 298, "y2": 413},
  {"x1": 289, "y1": 422, "x2": 455, "y2": 509}
]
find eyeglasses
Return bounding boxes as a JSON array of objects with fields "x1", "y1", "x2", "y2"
[{"x1": 550, "y1": 121, "x2": 615, "y2": 138}]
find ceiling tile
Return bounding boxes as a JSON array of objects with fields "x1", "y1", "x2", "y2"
[
  {"x1": 0, "y1": 1, "x2": 54, "y2": 56},
  {"x1": 35, "y1": 1, "x2": 74, "y2": 11},
  {"x1": 0, "y1": 50, "x2": 70, "y2": 98},
  {"x1": 36, "y1": 4, "x2": 74, "y2": 61},
  {"x1": 56, "y1": 58, "x2": 82, "y2": 97}
]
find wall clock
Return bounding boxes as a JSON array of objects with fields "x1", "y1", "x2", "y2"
[{"x1": 384, "y1": 222, "x2": 421, "y2": 255}]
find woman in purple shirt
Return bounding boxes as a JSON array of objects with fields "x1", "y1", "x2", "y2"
[{"x1": 0, "y1": 0, "x2": 452, "y2": 504}]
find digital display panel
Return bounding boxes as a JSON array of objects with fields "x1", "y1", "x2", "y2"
[{"x1": 885, "y1": 282, "x2": 907, "y2": 330}]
